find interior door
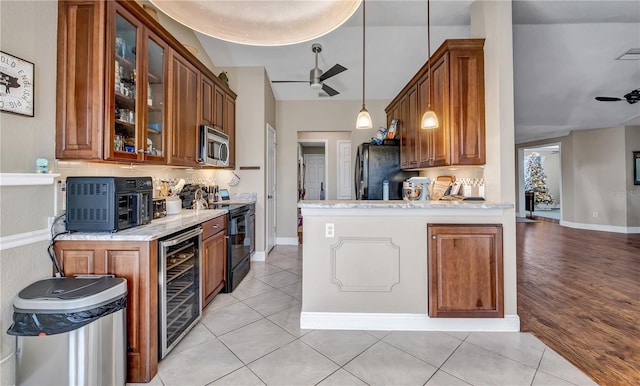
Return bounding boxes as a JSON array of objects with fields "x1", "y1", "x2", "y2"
[
  {"x1": 266, "y1": 124, "x2": 276, "y2": 253},
  {"x1": 337, "y1": 140, "x2": 352, "y2": 199},
  {"x1": 303, "y1": 154, "x2": 325, "y2": 200}
]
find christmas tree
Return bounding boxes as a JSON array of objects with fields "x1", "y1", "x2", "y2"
[{"x1": 524, "y1": 152, "x2": 555, "y2": 205}]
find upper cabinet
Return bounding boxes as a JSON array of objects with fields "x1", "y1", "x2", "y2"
[
  {"x1": 56, "y1": 0, "x2": 236, "y2": 167},
  {"x1": 385, "y1": 39, "x2": 485, "y2": 169}
]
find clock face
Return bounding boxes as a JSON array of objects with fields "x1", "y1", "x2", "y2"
[{"x1": 0, "y1": 51, "x2": 34, "y2": 117}]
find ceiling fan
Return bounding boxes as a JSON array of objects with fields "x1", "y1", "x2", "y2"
[
  {"x1": 271, "y1": 43, "x2": 347, "y2": 97},
  {"x1": 595, "y1": 88, "x2": 640, "y2": 104}
]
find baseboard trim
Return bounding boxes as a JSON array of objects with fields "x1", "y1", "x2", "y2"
[
  {"x1": 300, "y1": 312, "x2": 520, "y2": 332},
  {"x1": 276, "y1": 237, "x2": 298, "y2": 246},
  {"x1": 251, "y1": 251, "x2": 266, "y2": 261},
  {"x1": 0, "y1": 229, "x2": 49, "y2": 251},
  {"x1": 560, "y1": 220, "x2": 640, "y2": 234}
]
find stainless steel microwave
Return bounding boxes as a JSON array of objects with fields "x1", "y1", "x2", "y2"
[{"x1": 199, "y1": 125, "x2": 229, "y2": 167}]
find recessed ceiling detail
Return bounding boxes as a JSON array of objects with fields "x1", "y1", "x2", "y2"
[{"x1": 149, "y1": 0, "x2": 362, "y2": 46}]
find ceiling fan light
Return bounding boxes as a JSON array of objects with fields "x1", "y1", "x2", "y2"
[
  {"x1": 421, "y1": 110, "x2": 439, "y2": 129},
  {"x1": 356, "y1": 108, "x2": 373, "y2": 130},
  {"x1": 310, "y1": 82, "x2": 322, "y2": 90}
]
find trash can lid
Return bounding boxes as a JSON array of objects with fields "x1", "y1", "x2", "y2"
[{"x1": 13, "y1": 275, "x2": 127, "y2": 313}]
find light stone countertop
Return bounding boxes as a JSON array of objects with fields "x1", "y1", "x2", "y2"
[
  {"x1": 297, "y1": 199, "x2": 514, "y2": 209},
  {"x1": 56, "y1": 209, "x2": 227, "y2": 242}
]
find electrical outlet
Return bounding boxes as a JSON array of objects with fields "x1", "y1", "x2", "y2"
[
  {"x1": 592, "y1": 211, "x2": 599, "y2": 218},
  {"x1": 325, "y1": 223, "x2": 334, "y2": 238}
]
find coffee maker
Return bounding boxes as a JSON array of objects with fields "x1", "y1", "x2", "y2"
[{"x1": 402, "y1": 177, "x2": 432, "y2": 201}]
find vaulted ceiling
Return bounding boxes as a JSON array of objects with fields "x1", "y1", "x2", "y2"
[{"x1": 191, "y1": 1, "x2": 640, "y2": 143}]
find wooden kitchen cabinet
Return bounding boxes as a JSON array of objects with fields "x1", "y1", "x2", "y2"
[
  {"x1": 56, "y1": 0, "x2": 168, "y2": 164},
  {"x1": 200, "y1": 76, "x2": 225, "y2": 130},
  {"x1": 53, "y1": 240, "x2": 158, "y2": 383},
  {"x1": 56, "y1": 0, "x2": 236, "y2": 168},
  {"x1": 169, "y1": 51, "x2": 200, "y2": 167},
  {"x1": 427, "y1": 224, "x2": 503, "y2": 318},
  {"x1": 417, "y1": 65, "x2": 448, "y2": 167},
  {"x1": 202, "y1": 216, "x2": 227, "y2": 307},
  {"x1": 386, "y1": 39, "x2": 485, "y2": 169}
]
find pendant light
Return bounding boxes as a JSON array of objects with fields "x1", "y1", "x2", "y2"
[
  {"x1": 421, "y1": 0, "x2": 439, "y2": 129},
  {"x1": 356, "y1": 0, "x2": 373, "y2": 130}
]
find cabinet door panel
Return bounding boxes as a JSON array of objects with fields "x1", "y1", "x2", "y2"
[
  {"x1": 431, "y1": 55, "x2": 449, "y2": 167},
  {"x1": 201, "y1": 76, "x2": 214, "y2": 125},
  {"x1": 169, "y1": 52, "x2": 199, "y2": 166},
  {"x1": 56, "y1": 0, "x2": 106, "y2": 160},
  {"x1": 202, "y1": 231, "x2": 227, "y2": 307},
  {"x1": 215, "y1": 84, "x2": 225, "y2": 130},
  {"x1": 449, "y1": 50, "x2": 485, "y2": 165},
  {"x1": 428, "y1": 224, "x2": 503, "y2": 318}
]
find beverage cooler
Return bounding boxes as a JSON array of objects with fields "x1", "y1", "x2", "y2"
[{"x1": 158, "y1": 226, "x2": 202, "y2": 358}]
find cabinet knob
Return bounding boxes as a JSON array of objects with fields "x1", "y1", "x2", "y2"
[
  {"x1": 137, "y1": 149, "x2": 147, "y2": 154},
  {"x1": 213, "y1": 224, "x2": 219, "y2": 228},
  {"x1": 432, "y1": 235, "x2": 437, "y2": 240}
]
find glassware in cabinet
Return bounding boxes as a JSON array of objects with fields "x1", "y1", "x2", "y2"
[
  {"x1": 113, "y1": 11, "x2": 139, "y2": 157},
  {"x1": 145, "y1": 34, "x2": 166, "y2": 160}
]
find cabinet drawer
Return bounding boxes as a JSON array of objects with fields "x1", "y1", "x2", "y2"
[{"x1": 202, "y1": 215, "x2": 226, "y2": 239}]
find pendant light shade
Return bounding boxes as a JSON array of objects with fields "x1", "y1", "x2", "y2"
[
  {"x1": 356, "y1": 107, "x2": 373, "y2": 129},
  {"x1": 355, "y1": 0, "x2": 372, "y2": 129},
  {"x1": 421, "y1": 110, "x2": 439, "y2": 129},
  {"x1": 421, "y1": 0, "x2": 439, "y2": 130}
]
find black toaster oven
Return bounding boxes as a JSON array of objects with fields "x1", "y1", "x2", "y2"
[{"x1": 65, "y1": 176, "x2": 153, "y2": 232}]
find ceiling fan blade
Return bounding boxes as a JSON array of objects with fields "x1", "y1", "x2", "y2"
[
  {"x1": 319, "y1": 64, "x2": 347, "y2": 82},
  {"x1": 322, "y1": 83, "x2": 340, "y2": 97},
  {"x1": 271, "y1": 80, "x2": 309, "y2": 83},
  {"x1": 595, "y1": 96, "x2": 622, "y2": 102}
]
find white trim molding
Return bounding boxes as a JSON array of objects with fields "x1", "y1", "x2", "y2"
[
  {"x1": 0, "y1": 229, "x2": 50, "y2": 251},
  {"x1": 300, "y1": 312, "x2": 521, "y2": 332},
  {"x1": 560, "y1": 220, "x2": 640, "y2": 234},
  {"x1": 276, "y1": 237, "x2": 299, "y2": 246},
  {"x1": 0, "y1": 173, "x2": 60, "y2": 186},
  {"x1": 251, "y1": 251, "x2": 266, "y2": 261}
]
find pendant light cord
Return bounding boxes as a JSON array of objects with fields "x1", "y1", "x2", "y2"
[
  {"x1": 427, "y1": 0, "x2": 432, "y2": 109},
  {"x1": 362, "y1": 0, "x2": 366, "y2": 110}
]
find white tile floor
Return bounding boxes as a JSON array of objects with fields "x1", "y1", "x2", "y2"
[{"x1": 130, "y1": 246, "x2": 597, "y2": 386}]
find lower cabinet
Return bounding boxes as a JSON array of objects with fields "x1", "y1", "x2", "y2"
[
  {"x1": 427, "y1": 224, "x2": 503, "y2": 318},
  {"x1": 202, "y1": 215, "x2": 227, "y2": 307},
  {"x1": 53, "y1": 240, "x2": 158, "y2": 383}
]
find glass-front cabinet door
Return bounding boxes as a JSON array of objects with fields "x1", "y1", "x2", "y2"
[
  {"x1": 144, "y1": 32, "x2": 167, "y2": 163},
  {"x1": 113, "y1": 10, "x2": 140, "y2": 161},
  {"x1": 110, "y1": 4, "x2": 166, "y2": 163}
]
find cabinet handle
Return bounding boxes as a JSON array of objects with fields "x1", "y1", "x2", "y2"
[
  {"x1": 138, "y1": 149, "x2": 147, "y2": 154},
  {"x1": 212, "y1": 224, "x2": 219, "y2": 228},
  {"x1": 432, "y1": 235, "x2": 437, "y2": 240}
]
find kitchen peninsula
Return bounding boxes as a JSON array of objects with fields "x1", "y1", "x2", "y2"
[{"x1": 298, "y1": 199, "x2": 518, "y2": 332}]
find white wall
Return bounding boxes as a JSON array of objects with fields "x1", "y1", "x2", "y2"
[
  {"x1": 276, "y1": 99, "x2": 389, "y2": 238},
  {"x1": 0, "y1": 2, "x2": 59, "y2": 384}
]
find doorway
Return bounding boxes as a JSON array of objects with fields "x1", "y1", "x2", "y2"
[
  {"x1": 297, "y1": 140, "x2": 328, "y2": 201},
  {"x1": 518, "y1": 143, "x2": 562, "y2": 222},
  {"x1": 266, "y1": 124, "x2": 276, "y2": 253}
]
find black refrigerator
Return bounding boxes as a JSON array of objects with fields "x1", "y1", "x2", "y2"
[{"x1": 355, "y1": 142, "x2": 418, "y2": 200}]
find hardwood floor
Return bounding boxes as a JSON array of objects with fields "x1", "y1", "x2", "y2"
[{"x1": 517, "y1": 221, "x2": 640, "y2": 386}]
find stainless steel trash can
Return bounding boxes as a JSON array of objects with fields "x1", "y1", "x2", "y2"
[{"x1": 7, "y1": 275, "x2": 127, "y2": 386}]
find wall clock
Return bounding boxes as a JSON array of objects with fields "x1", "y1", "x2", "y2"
[{"x1": 0, "y1": 51, "x2": 34, "y2": 117}]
